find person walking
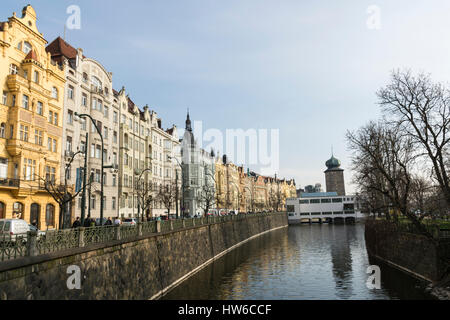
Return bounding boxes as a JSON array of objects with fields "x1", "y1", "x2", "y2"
[
  {"x1": 114, "y1": 217, "x2": 121, "y2": 225},
  {"x1": 72, "y1": 217, "x2": 81, "y2": 228},
  {"x1": 105, "y1": 217, "x2": 113, "y2": 226}
]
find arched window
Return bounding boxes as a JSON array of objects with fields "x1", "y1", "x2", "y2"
[
  {"x1": 0, "y1": 123, "x2": 5, "y2": 138},
  {"x1": 30, "y1": 203, "x2": 40, "y2": 229},
  {"x1": 0, "y1": 202, "x2": 5, "y2": 219},
  {"x1": 91, "y1": 76, "x2": 102, "y2": 90},
  {"x1": 13, "y1": 202, "x2": 24, "y2": 219},
  {"x1": 23, "y1": 41, "x2": 32, "y2": 54},
  {"x1": 51, "y1": 87, "x2": 58, "y2": 99},
  {"x1": 82, "y1": 72, "x2": 88, "y2": 83},
  {"x1": 9, "y1": 64, "x2": 18, "y2": 75},
  {"x1": 17, "y1": 42, "x2": 22, "y2": 50},
  {"x1": 45, "y1": 204, "x2": 55, "y2": 227}
]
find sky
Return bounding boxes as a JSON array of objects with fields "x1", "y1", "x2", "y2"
[{"x1": 3, "y1": 0, "x2": 450, "y2": 193}]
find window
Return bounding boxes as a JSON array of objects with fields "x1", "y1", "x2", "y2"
[
  {"x1": 53, "y1": 139, "x2": 57, "y2": 152},
  {"x1": 113, "y1": 111, "x2": 118, "y2": 123},
  {"x1": 23, "y1": 158, "x2": 36, "y2": 181},
  {"x1": 2, "y1": 92, "x2": 6, "y2": 105},
  {"x1": 81, "y1": 118, "x2": 87, "y2": 131},
  {"x1": 23, "y1": 69, "x2": 28, "y2": 80},
  {"x1": 45, "y1": 166, "x2": 56, "y2": 184},
  {"x1": 37, "y1": 101, "x2": 43, "y2": 115},
  {"x1": 51, "y1": 87, "x2": 58, "y2": 99},
  {"x1": 91, "y1": 195, "x2": 96, "y2": 210},
  {"x1": 299, "y1": 200, "x2": 309, "y2": 204},
  {"x1": 92, "y1": 98, "x2": 97, "y2": 110},
  {"x1": 48, "y1": 110, "x2": 53, "y2": 123},
  {"x1": 68, "y1": 85, "x2": 74, "y2": 100},
  {"x1": 112, "y1": 197, "x2": 116, "y2": 210},
  {"x1": 81, "y1": 93, "x2": 87, "y2": 107},
  {"x1": 19, "y1": 125, "x2": 29, "y2": 141},
  {"x1": 67, "y1": 110, "x2": 73, "y2": 124},
  {"x1": 92, "y1": 76, "x2": 102, "y2": 90},
  {"x1": 0, "y1": 123, "x2": 4, "y2": 138},
  {"x1": 310, "y1": 199, "x2": 320, "y2": 204},
  {"x1": 12, "y1": 95, "x2": 16, "y2": 107},
  {"x1": 9, "y1": 64, "x2": 18, "y2": 75},
  {"x1": 112, "y1": 152, "x2": 117, "y2": 165},
  {"x1": 124, "y1": 153, "x2": 128, "y2": 166},
  {"x1": 332, "y1": 198, "x2": 343, "y2": 203},
  {"x1": 17, "y1": 42, "x2": 22, "y2": 51},
  {"x1": 22, "y1": 95, "x2": 29, "y2": 110},
  {"x1": 34, "y1": 130, "x2": 43, "y2": 146},
  {"x1": 80, "y1": 140, "x2": 86, "y2": 153},
  {"x1": 104, "y1": 106, "x2": 109, "y2": 118},
  {"x1": 82, "y1": 72, "x2": 88, "y2": 83},
  {"x1": 0, "y1": 158, "x2": 7, "y2": 179},
  {"x1": 54, "y1": 113, "x2": 58, "y2": 126},
  {"x1": 46, "y1": 204, "x2": 55, "y2": 226},
  {"x1": 23, "y1": 42, "x2": 32, "y2": 54},
  {"x1": 66, "y1": 136, "x2": 72, "y2": 152},
  {"x1": 321, "y1": 198, "x2": 331, "y2": 203},
  {"x1": 91, "y1": 144, "x2": 95, "y2": 157},
  {"x1": 113, "y1": 131, "x2": 117, "y2": 143},
  {"x1": 95, "y1": 170, "x2": 101, "y2": 183},
  {"x1": 103, "y1": 126, "x2": 108, "y2": 139},
  {"x1": 33, "y1": 71, "x2": 39, "y2": 83},
  {"x1": 95, "y1": 145, "x2": 101, "y2": 159},
  {"x1": 48, "y1": 138, "x2": 52, "y2": 151}
]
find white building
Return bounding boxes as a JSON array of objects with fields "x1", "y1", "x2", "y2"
[{"x1": 286, "y1": 192, "x2": 361, "y2": 224}]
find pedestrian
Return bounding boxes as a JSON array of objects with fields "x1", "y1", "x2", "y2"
[
  {"x1": 90, "y1": 218, "x2": 96, "y2": 227},
  {"x1": 72, "y1": 217, "x2": 81, "y2": 228},
  {"x1": 114, "y1": 217, "x2": 121, "y2": 225},
  {"x1": 105, "y1": 217, "x2": 113, "y2": 226}
]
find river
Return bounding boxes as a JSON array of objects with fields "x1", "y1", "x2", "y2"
[{"x1": 163, "y1": 223, "x2": 432, "y2": 300}]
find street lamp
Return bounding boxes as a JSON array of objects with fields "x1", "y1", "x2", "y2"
[{"x1": 74, "y1": 112, "x2": 114, "y2": 226}]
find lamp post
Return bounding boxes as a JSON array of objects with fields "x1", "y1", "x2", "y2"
[
  {"x1": 136, "y1": 167, "x2": 152, "y2": 222},
  {"x1": 168, "y1": 155, "x2": 183, "y2": 218},
  {"x1": 74, "y1": 112, "x2": 114, "y2": 226}
]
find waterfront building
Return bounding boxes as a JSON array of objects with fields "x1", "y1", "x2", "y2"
[
  {"x1": 46, "y1": 37, "x2": 120, "y2": 221},
  {"x1": 286, "y1": 192, "x2": 359, "y2": 224},
  {"x1": 0, "y1": 5, "x2": 65, "y2": 229},
  {"x1": 151, "y1": 110, "x2": 180, "y2": 217},
  {"x1": 181, "y1": 112, "x2": 215, "y2": 216},
  {"x1": 324, "y1": 154, "x2": 346, "y2": 196}
]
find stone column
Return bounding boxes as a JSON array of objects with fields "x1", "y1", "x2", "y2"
[{"x1": 78, "y1": 227, "x2": 85, "y2": 247}]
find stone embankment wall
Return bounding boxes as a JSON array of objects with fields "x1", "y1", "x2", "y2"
[
  {"x1": 0, "y1": 213, "x2": 287, "y2": 300},
  {"x1": 365, "y1": 219, "x2": 450, "y2": 283}
]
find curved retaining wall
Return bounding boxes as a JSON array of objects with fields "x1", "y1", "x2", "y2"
[
  {"x1": 365, "y1": 219, "x2": 450, "y2": 283},
  {"x1": 0, "y1": 213, "x2": 287, "y2": 300}
]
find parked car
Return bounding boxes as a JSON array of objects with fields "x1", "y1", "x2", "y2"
[
  {"x1": 122, "y1": 218, "x2": 137, "y2": 226},
  {"x1": 0, "y1": 219, "x2": 30, "y2": 242},
  {"x1": 208, "y1": 209, "x2": 218, "y2": 216},
  {"x1": 218, "y1": 209, "x2": 228, "y2": 216}
]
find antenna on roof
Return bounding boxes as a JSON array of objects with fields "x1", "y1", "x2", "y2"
[{"x1": 331, "y1": 145, "x2": 334, "y2": 157}]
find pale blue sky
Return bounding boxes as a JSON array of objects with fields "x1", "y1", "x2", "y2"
[{"x1": 3, "y1": 1, "x2": 450, "y2": 193}]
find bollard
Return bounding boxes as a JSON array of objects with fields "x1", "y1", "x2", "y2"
[
  {"x1": 156, "y1": 220, "x2": 161, "y2": 233},
  {"x1": 26, "y1": 230, "x2": 38, "y2": 257},
  {"x1": 78, "y1": 227, "x2": 85, "y2": 247}
]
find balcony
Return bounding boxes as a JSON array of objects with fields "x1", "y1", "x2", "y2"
[{"x1": 0, "y1": 178, "x2": 20, "y2": 189}]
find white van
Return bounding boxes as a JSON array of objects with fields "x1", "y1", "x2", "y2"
[{"x1": 0, "y1": 219, "x2": 30, "y2": 241}]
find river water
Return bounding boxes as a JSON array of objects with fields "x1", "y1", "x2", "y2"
[{"x1": 163, "y1": 223, "x2": 432, "y2": 300}]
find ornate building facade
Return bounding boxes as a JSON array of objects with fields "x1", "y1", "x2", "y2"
[{"x1": 0, "y1": 6, "x2": 65, "y2": 228}]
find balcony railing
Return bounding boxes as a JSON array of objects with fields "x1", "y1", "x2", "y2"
[{"x1": 0, "y1": 178, "x2": 20, "y2": 188}]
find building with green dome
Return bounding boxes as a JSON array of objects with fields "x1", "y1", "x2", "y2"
[{"x1": 324, "y1": 154, "x2": 346, "y2": 196}]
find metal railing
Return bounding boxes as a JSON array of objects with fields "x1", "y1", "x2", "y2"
[{"x1": 0, "y1": 212, "x2": 285, "y2": 262}]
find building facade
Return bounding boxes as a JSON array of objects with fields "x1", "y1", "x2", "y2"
[
  {"x1": 46, "y1": 37, "x2": 120, "y2": 221},
  {"x1": 181, "y1": 112, "x2": 215, "y2": 216},
  {"x1": 0, "y1": 6, "x2": 65, "y2": 229}
]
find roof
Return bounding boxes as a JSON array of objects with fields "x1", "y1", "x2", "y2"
[
  {"x1": 300, "y1": 192, "x2": 338, "y2": 198},
  {"x1": 46, "y1": 37, "x2": 78, "y2": 63},
  {"x1": 24, "y1": 49, "x2": 38, "y2": 62}
]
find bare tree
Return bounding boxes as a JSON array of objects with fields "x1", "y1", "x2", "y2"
[
  {"x1": 378, "y1": 70, "x2": 450, "y2": 207},
  {"x1": 37, "y1": 151, "x2": 91, "y2": 229},
  {"x1": 136, "y1": 179, "x2": 154, "y2": 221},
  {"x1": 156, "y1": 182, "x2": 179, "y2": 217},
  {"x1": 347, "y1": 121, "x2": 436, "y2": 239},
  {"x1": 197, "y1": 185, "x2": 216, "y2": 215}
]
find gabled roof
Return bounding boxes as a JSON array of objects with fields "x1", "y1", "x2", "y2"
[{"x1": 24, "y1": 49, "x2": 38, "y2": 62}]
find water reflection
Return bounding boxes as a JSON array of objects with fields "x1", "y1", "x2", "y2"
[{"x1": 162, "y1": 224, "x2": 432, "y2": 300}]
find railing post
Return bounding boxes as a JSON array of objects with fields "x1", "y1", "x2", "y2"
[
  {"x1": 78, "y1": 227, "x2": 85, "y2": 247},
  {"x1": 156, "y1": 220, "x2": 161, "y2": 233},
  {"x1": 182, "y1": 219, "x2": 186, "y2": 228},
  {"x1": 114, "y1": 225, "x2": 121, "y2": 241},
  {"x1": 193, "y1": 218, "x2": 196, "y2": 227},
  {"x1": 26, "y1": 231, "x2": 38, "y2": 257},
  {"x1": 170, "y1": 220, "x2": 174, "y2": 231},
  {"x1": 138, "y1": 222, "x2": 143, "y2": 236}
]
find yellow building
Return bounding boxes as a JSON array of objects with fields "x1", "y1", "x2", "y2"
[{"x1": 0, "y1": 6, "x2": 65, "y2": 229}]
